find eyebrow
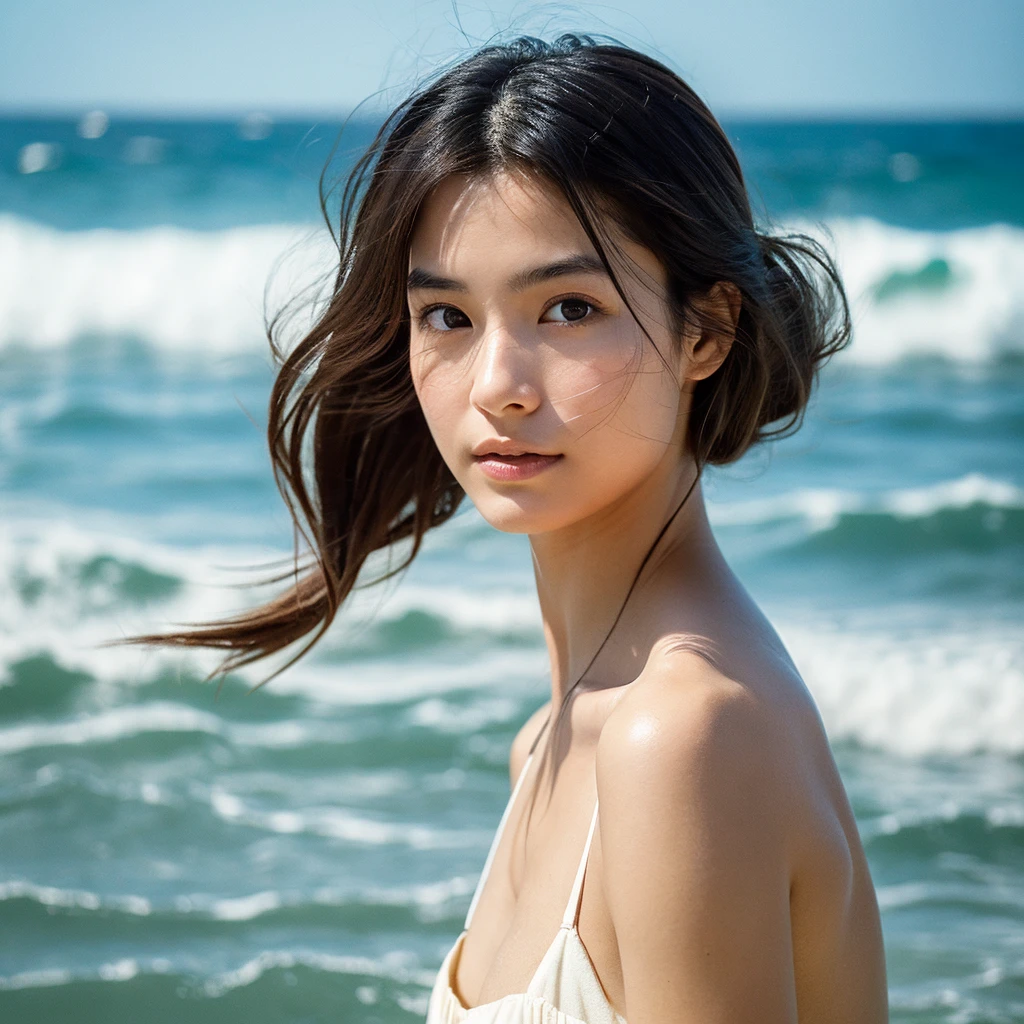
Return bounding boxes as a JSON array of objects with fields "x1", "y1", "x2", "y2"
[{"x1": 407, "y1": 254, "x2": 609, "y2": 293}]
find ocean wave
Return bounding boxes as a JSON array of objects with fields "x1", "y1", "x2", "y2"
[
  {"x1": 778, "y1": 618, "x2": 1024, "y2": 758},
  {"x1": 711, "y1": 472, "x2": 1024, "y2": 560},
  {"x1": 1, "y1": 213, "x2": 1023, "y2": 363},
  {"x1": 0, "y1": 702, "x2": 351, "y2": 755},
  {"x1": 0, "y1": 879, "x2": 153, "y2": 916},
  {"x1": 711, "y1": 472, "x2": 1024, "y2": 528},
  {"x1": 0, "y1": 512, "x2": 546, "y2": 695},
  {"x1": 0, "y1": 875, "x2": 476, "y2": 924},
  {"x1": 792, "y1": 216, "x2": 1024, "y2": 364},
  {"x1": 2, "y1": 473, "x2": 1016, "y2": 636},
  {"x1": 0, "y1": 214, "x2": 335, "y2": 355},
  {"x1": 0, "y1": 949, "x2": 432, "y2": 994},
  {"x1": 1, "y1": 500, "x2": 1022, "y2": 756}
]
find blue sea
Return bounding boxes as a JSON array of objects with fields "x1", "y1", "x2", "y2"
[{"x1": 0, "y1": 112, "x2": 1022, "y2": 1023}]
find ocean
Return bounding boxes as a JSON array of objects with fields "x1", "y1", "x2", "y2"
[{"x1": 0, "y1": 113, "x2": 1022, "y2": 1023}]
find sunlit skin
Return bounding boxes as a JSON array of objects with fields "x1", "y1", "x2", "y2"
[
  {"x1": 407, "y1": 171, "x2": 890, "y2": 1024},
  {"x1": 409, "y1": 174, "x2": 708, "y2": 537},
  {"x1": 408, "y1": 170, "x2": 738, "y2": 701}
]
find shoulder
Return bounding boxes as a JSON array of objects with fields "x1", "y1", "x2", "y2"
[
  {"x1": 509, "y1": 699, "x2": 552, "y2": 788},
  {"x1": 592, "y1": 642, "x2": 805, "y2": 1019},
  {"x1": 597, "y1": 640, "x2": 797, "y2": 808},
  {"x1": 594, "y1": 638, "x2": 808, "y2": 892}
]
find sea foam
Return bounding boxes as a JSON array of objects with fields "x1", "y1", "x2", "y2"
[
  {"x1": 0, "y1": 491, "x2": 1021, "y2": 757},
  {"x1": 1, "y1": 213, "x2": 1022, "y2": 363}
]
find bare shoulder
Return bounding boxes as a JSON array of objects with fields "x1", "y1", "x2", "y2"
[
  {"x1": 595, "y1": 637, "x2": 850, "y2": 884},
  {"x1": 591, "y1": 640, "x2": 887, "y2": 1021},
  {"x1": 597, "y1": 640, "x2": 798, "y2": 801},
  {"x1": 593, "y1": 642, "x2": 809, "y2": 1020},
  {"x1": 509, "y1": 699, "x2": 552, "y2": 788}
]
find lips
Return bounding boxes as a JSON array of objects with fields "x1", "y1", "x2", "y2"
[
  {"x1": 470, "y1": 438, "x2": 559, "y2": 458},
  {"x1": 473, "y1": 451, "x2": 563, "y2": 482},
  {"x1": 475, "y1": 451, "x2": 545, "y2": 460}
]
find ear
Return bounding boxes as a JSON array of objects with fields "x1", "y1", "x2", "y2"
[{"x1": 679, "y1": 281, "x2": 742, "y2": 388}]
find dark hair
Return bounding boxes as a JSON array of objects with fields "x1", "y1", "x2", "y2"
[{"x1": 110, "y1": 33, "x2": 851, "y2": 687}]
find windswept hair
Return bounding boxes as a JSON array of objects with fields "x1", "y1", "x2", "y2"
[{"x1": 111, "y1": 33, "x2": 851, "y2": 685}]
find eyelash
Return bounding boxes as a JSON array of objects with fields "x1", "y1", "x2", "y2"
[{"x1": 415, "y1": 293, "x2": 607, "y2": 334}]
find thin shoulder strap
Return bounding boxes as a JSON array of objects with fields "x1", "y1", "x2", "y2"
[
  {"x1": 562, "y1": 797, "x2": 600, "y2": 929},
  {"x1": 463, "y1": 746, "x2": 537, "y2": 931}
]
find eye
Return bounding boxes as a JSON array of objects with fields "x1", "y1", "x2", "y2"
[
  {"x1": 420, "y1": 305, "x2": 472, "y2": 332},
  {"x1": 541, "y1": 297, "x2": 597, "y2": 324}
]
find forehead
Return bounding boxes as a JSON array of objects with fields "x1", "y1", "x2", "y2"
[
  {"x1": 409, "y1": 170, "x2": 588, "y2": 266},
  {"x1": 407, "y1": 170, "x2": 667, "y2": 294}
]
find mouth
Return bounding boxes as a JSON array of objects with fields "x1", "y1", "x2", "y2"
[
  {"x1": 470, "y1": 436, "x2": 561, "y2": 458},
  {"x1": 475, "y1": 451, "x2": 551, "y2": 461},
  {"x1": 472, "y1": 451, "x2": 563, "y2": 481}
]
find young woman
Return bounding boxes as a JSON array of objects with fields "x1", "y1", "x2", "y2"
[{"x1": 123, "y1": 33, "x2": 889, "y2": 1024}]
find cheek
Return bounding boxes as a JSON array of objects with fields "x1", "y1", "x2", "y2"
[
  {"x1": 552, "y1": 330, "x2": 681, "y2": 455},
  {"x1": 551, "y1": 338, "x2": 683, "y2": 514},
  {"x1": 410, "y1": 341, "x2": 470, "y2": 455}
]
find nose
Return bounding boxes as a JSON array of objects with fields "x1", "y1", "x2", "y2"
[{"x1": 469, "y1": 326, "x2": 541, "y2": 419}]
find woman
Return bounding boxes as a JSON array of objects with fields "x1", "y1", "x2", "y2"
[{"x1": 122, "y1": 33, "x2": 889, "y2": 1024}]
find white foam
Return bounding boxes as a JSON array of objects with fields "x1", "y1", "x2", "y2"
[
  {"x1": 1, "y1": 213, "x2": 1022, "y2": 362},
  {"x1": 708, "y1": 472, "x2": 1024, "y2": 532},
  {"x1": 0, "y1": 879, "x2": 151, "y2": 916},
  {"x1": 0, "y1": 950, "x2": 429, "y2": 994},
  {"x1": 0, "y1": 509, "x2": 546, "y2": 703},
  {"x1": 1, "y1": 500, "x2": 1021, "y2": 756},
  {"x1": 0, "y1": 703, "x2": 346, "y2": 755},
  {"x1": 0, "y1": 517, "x2": 274, "y2": 686},
  {"x1": 786, "y1": 216, "x2": 1024, "y2": 364},
  {"x1": 205, "y1": 781, "x2": 489, "y2": 849},
  {"x1": 198, "y1": 947, "x2": 428, "y2": 998},
  {"x1": 15, "y1": 469, "x2": 1011, "y2": 693},
  {"x1": 347, "y1": 578, "x2": 541, "y2": 634},
  {"x1": 407, "y1": 695, "x2": 521, "y2": 733},
  {"x1": 778, "y1": 616, "x2": 1024, "y2": 757},
  {"x1": 77, "y1": 111, "x2": 109, "y2": 140},
  {"x1": 211, "y1": 891, "x2": 282, "y2": 921},
  {"x1": 0, "y1": 214, "x2": 336, "y2": 354},
  {"x1": 98, "y1": 959, "x2": 139, "y2": 982},
  {"x1": 0, "y1": 703, "x2": 223, "y2": 754},
  {"x1": 18, "y1": 143, "x2": 62, "y2": 175},
  {"x1": 0, "y1": 967, "x2": 74, "y2": 991}
]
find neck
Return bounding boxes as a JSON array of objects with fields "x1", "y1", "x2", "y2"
[{"x1": 528, "y1": 454, "x2": 720, "y2": 715}]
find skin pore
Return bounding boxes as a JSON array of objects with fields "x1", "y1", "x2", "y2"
[{"x1": 407, "y1": 170, "x2": 889, "y2": 1023}]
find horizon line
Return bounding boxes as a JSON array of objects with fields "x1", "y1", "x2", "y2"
[{"x1": 2, "y1": 104, "x2": 1023, "y2": 124}]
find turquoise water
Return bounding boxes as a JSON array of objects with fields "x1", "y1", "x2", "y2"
[{"x1": 1, "y1": 114, "x2": 1023, "y2": 1023}]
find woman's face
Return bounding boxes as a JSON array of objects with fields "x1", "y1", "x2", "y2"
[{"x1": 407, "y1": 170, "x2": 710, "y2": 536}]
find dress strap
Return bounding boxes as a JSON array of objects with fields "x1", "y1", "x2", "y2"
[
  {"x1": 463, "y1": 747, "x2": 537, "y2": 931},
  {"x1": 561, "y1": 798, "x2": 600, "y2": 929}
]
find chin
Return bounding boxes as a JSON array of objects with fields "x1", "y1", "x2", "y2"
[
  {"x1": 472, "y1": 499, "x2": 548, "y2": 535},
  {"x1": 468, "y1": 484, "x2": 607, "y2": 537}
]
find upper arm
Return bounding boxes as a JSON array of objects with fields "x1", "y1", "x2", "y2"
[
  {"x1": 509, "y1": 699, "x2": 551, "y2": 789},
  {"x1": 595, "y1": 671, "x2": 798, "y2": 1024}
]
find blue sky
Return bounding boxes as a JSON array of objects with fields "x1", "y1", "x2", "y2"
[{"x1": 2, "y1": 0, "x2": 1022, "y2": 116}]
